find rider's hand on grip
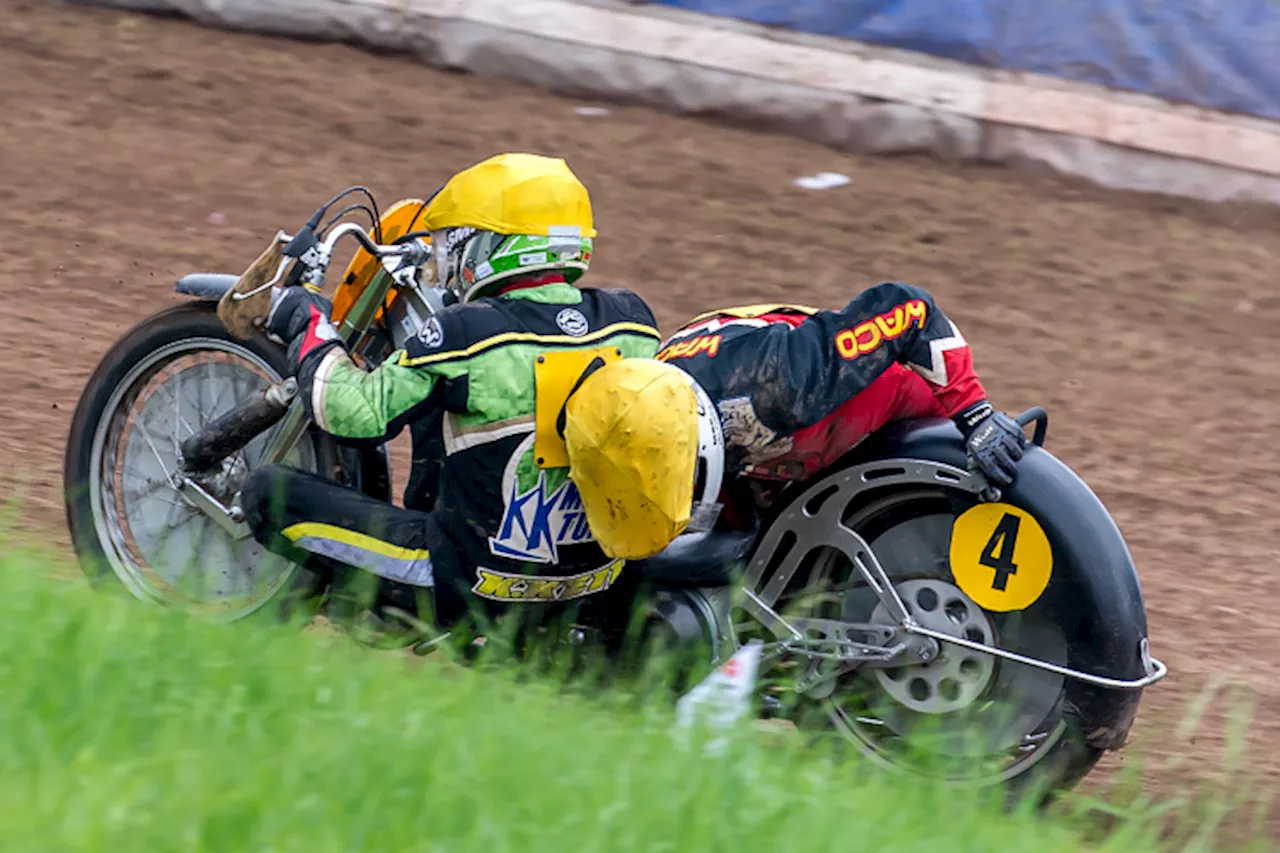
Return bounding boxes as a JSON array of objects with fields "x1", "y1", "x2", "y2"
[
  {"x1": 954, "y1": 400, "x2": 1027, "y2": 488},
  {"x1": 265, "y1": 286, "x2": 338, "y2": 363}
]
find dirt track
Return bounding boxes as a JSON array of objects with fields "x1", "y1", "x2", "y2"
[{"x1": 5, "y1": 0, "x2": 1280, "y2": 811}]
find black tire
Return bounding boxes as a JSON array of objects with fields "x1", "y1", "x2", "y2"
[
  {"x1": 749, "y1": 482, "x2": 1111, "y2": 807},
  {"x1": 1007, "y1": 727, "x2": 1103, "y2": 808},
  {"x1": 63, "y1": 301, "x2": 336, "y2": 622}
]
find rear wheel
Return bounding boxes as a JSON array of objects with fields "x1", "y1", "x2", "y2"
[
  {"x1": 63, "y1": 303, "x2": 335, "y2": 622},
  {"x1": 742, "y1": 486, "x2": 1102, "y2": 801}
]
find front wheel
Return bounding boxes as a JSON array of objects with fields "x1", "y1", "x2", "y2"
[{"x1": 63, "y1": 302, "x2": 335, "y2": 622}]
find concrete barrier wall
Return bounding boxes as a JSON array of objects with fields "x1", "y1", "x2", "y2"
[
  {"x1": 67, "y1": 0, "x2": 1280, "y2": 206},
  {"x1": 650, "y1": 0, "x2": 1280, "y2": 122}
]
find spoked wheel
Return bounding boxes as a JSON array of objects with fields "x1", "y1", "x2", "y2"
[
  {"x1": 749, "y1": 488, "x2": 1100, "y2": 797},
  {"x1": 64, "y1": 304, "x2": 332, "y2": 622}
]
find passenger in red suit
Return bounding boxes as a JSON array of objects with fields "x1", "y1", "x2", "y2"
[{"x1": 655, "y1": 282, "x2": 1026, "y2": 487}]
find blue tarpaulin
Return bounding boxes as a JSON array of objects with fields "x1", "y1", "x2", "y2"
[{"x1": 652, "y1": 0, "x2": 1280, "y2": 122}]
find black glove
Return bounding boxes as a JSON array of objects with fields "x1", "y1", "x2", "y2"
[
  {"x1": 954, "y1": 400, "x2": 1027, "y2": 488},
  {"x1": 266, "y1": 285, "x2": 333, "y2": 340},
  {"x1": 265, "y1": 285, "x2": 339, "y2": 365}
]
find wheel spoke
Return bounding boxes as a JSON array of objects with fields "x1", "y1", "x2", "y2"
[
  {"x1": 133, "y1": 418, "x2": 174, "y2": 481},
  {"x1": 122, "y1": 475, "x2": 171, "y2": 504},
  {"x1": 150, "y1": 380, "x2": 198, "y2": 440}
]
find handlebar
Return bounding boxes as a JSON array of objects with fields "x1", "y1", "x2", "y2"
[
  {"x1": 308, "y1": 221, "x2": 429, "y2": 262},
  {"x1": 230, "y1": 221, "x2": 431, "y2": 305},
  {"x1": 281, "y1": 221, "x2": 429, "y2": 269}
]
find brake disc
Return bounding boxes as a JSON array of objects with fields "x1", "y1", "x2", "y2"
[{"x1": 868, "y1": 578, "x2": 996, "y2": 714}]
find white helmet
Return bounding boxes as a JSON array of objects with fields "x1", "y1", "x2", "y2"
[{"x1": 686, "y1": 374, "x2": 725, "y2": 533}]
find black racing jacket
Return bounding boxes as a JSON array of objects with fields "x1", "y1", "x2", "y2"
[
  {"x1": 656, "y1": 282, "x2": 990, "y2": 479},
  {"x1": 297, "y1": 282, "x2": 661, "y2": 609}
]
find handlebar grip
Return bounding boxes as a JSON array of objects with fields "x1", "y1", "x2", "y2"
[{"x1": 282, "y1": 226, "x2": 319, "y2": 260}]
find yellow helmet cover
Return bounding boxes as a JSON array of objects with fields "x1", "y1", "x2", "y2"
[
  {"x1": 563, "y1": 359, "x2": 700, "y2": 560},
  {"x1": 421, "y1": 153, "x2": 597, "y2": 238}
]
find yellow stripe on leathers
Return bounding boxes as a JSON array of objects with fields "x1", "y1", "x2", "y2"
[
  {"x1": 397, "y1": 322, "x2": 660, "y2": 368},
  {"x1": 282, "y1": 522, "x2": 431, "y2": 562}
]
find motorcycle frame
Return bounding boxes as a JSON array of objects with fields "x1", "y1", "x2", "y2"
[
  {"x1": 175, "y1": 253, "x2": 405, "y2": 540},
  {"x1": 734, "y1": 452, "x2": 1168, "y2": 696},
  {"x1": 256, "y1": 265, "x2": 401, "y2": 469},
  {"x1": 175, "y1": 223, "x2": 1168, "y2": 700}
]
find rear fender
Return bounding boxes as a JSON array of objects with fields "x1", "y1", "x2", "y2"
[{"x1": 847, "y1": 417, "x2": 1154, "y2": 748}]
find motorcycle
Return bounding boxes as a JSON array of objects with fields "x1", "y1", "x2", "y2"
[{"x1": 63, "y1": 187, "x2": 1168, "y2": 801}]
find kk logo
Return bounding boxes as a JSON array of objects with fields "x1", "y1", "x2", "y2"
[{"x1": 489, "y1": 433, "x2": 596, "y2": 563}]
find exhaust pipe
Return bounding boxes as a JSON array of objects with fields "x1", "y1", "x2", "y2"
[{"x1": 180, "y1": 378, "x2": 298, "y2": 473}]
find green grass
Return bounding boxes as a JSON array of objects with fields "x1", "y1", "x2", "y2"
[{"x1": 0, "y1": 542, "x2": 1244, "y2": 852}]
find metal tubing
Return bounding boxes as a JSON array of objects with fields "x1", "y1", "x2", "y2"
[{"x1": 904, "y1": 622, "x2": 1169, "y2": 690}]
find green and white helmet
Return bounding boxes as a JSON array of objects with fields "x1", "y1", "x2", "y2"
[{"x1": 432, "y1": 227, "x2": 593, "y2": 303}]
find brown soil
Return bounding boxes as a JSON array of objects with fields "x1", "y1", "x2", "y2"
[{"x1": 5, "y1": 0, "x2": 1280, "y2": 826}]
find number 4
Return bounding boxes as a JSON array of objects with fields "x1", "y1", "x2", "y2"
[{"x1": 979, "y1": 513, "x2": 1020, "y2": 591}]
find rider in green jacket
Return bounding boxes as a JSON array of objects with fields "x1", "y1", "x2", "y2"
[{"x1": 240, "y1": 154, "x2": 705, "y2": 633}]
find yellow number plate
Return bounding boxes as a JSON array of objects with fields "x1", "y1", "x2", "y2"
[
  {"x1": 949, "y1": 502, "x2": 1053, "y2": 612},
  {"x1": 533, "y1": 346, "x2": 623, "y2": 469}
]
